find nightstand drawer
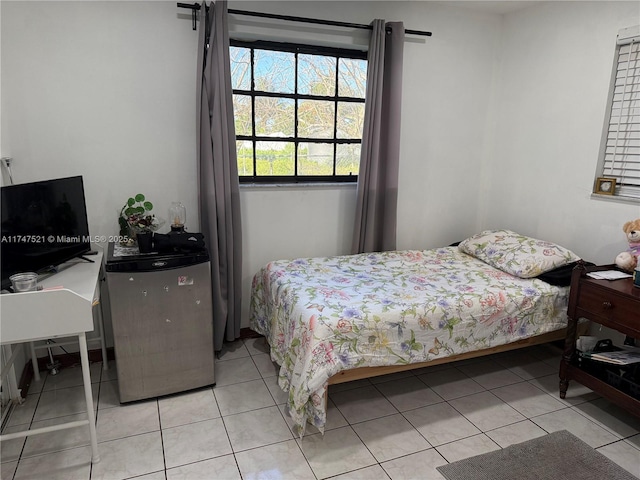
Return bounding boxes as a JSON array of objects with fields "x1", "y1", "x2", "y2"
[{"x1": 577, "y1": 282, "x2": 640, "y2": 330}]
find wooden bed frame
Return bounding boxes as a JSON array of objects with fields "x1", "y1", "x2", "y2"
[{"x1": 328, "y1": 324, "x2": 589, "y2": 385}]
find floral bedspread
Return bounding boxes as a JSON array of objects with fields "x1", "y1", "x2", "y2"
[{"x1": 249, "y1": 247, "x2": 569, "y2": 435}]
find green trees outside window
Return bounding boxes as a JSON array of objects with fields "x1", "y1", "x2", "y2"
[{"x1": 230, "y1": 40, "x2": 367, "y2": 183}]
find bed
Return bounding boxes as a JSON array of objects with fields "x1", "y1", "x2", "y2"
[{"x1": 250, "y1": 230, "x2": 584, "y2": 435}]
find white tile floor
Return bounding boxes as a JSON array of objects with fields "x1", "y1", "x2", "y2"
[{"x1": 2, "y1": 339, "x2": 639, "y2": 480}]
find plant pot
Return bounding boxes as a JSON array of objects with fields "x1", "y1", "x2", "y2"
[{"x1": 137, "y1": 232, "x2": 153, "y2": 253}]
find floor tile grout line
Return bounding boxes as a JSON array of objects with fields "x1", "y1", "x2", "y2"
[
  {"x1": 148, "y1": 349, "x2": 624, "y2": 477},
  {"x1": 292, "y1": 433, "x2": 320, "y2": 480},
  {"x1": 527, "y1": 377, "x2": 600, "y2": 408},
  {"x1": 513, "y1": 391, "x2": 575, "y2": 424},
  {"x1": 217, "y1": 403, "x2": 241, "y2": 460},
  {"x1": 432, "y1": 386, "x2": 525, "y2": 439},
  {"x1": 432, "y1": 431, "x2": 497, "y2": 463},
  {"x1": 11, "y1": 373, "x2": 46, "y2": 478},
  {"x1": 568, "y1": 401, "x2": 636, "y2": 440},
  {"x1": 321, "y1": 462, "x2": 389, "y2": 480},
  {"x1": 445, "y1": 430, "x2": 503, "y2": 452},
  {"x1": 322, "y1": 357, "x2": 604, "y2": 442},
  {"x1": 348, "y1": 415, "x2": 389, "y2": 467},
  {"x1": 8, "y1": 369, "x2": 100, "y2": 473},
  {"x1": 596, "y1": 437, "x2": 640, "y2": 452},
  {"x1": 486, "y1": 381, "x2": 569, "y2": 418},
  {"x1": 6, "y1": 344, "x2": 638, "y2": 479},
  {"x1": 622, "y1": 441, "x2": 640, "y2": 455},
  {"x1": 153, "y1": 398, "x2": 170, "y2": 480},
  {"x1": 337, "y1": 379, "x2": 528, "y2": 468},
  {"x1": 380, "y1": 444, "x2": 448, "y2": 470}
]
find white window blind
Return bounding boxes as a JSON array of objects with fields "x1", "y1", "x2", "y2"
[{"x1": 598, "y1": 26, "x2": 640, "y2": 199}]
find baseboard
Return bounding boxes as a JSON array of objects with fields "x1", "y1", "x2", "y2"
[{"x1": 239, "y1": 327, "x2": 262, "y2": 339}]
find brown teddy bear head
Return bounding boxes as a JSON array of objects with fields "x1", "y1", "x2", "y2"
[{"x1": 623, "y1": 219, "x2": 640, "y2": 244}]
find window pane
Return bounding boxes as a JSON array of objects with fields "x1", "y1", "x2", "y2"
[
  {"x1": 230, "y1": 47, "x2": 251, "y2": 90},
  {"x1": 256, "y1": 141, "x2": 295, "y2": 175},
  {"x1": 336, "y1": 144, "x2": 360, "y2": 175},
  {"x1": 255, "y1": 50, "x2": 294, "y2": 93},
  {"x1": 338, "y1": 58, "x2": 367, "y2": 98},
  {"x1": 298, "y1": 143, "x2": 334, "y2": 175},
  {"x1": 298, "y1": 100, "x2": 335, "y2": 138},
  {"x1": 255, "y1": 97, "x2": 294, "y2": 136},
  {"x1": 298, "y1": 54, "x2": 336, "y2": 96},
  {"x1": 231, "y1": 40, "x2": 365, "y2": 183},
  {"x1": 236, "y1": 140, "x2": 254, "y2": 176},
  {"x1": 233, "y1": 94, "x2": 252, "y2": 136},
  {"x1": 336, "y1": 102, "x2": 365, "y2": 139}
]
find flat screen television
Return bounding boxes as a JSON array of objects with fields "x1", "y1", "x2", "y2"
[{"x1": 1, "y1": 175, "x2": 91, "y2": 290}]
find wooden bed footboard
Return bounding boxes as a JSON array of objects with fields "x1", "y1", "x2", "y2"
[{"x1": 327, "y1": 324, "x2": 589, "y2": 386}]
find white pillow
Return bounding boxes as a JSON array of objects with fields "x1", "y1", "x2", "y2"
[{"x1": 458, "y1": 230, "x2": 580, "y2": 278}]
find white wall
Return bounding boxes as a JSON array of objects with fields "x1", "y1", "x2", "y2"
[
  {"x1": 232, "y1": 1, "x2": 502, "y2": 324},
  {"x1": 2, "y1": 1, "x2": 501, "y2": 335},
  {"x1": 394, "y1": 2, "x2": 502, "y2": 250},
  {"x1": 483, "y1": 1, "x2": 640, "y2": 264},
  {"x1": 1, "y1": 1, "x2": 200, "y2": 239},
  {"x1": 2, "y1": 1, "x2": 638, "y2": 343}
]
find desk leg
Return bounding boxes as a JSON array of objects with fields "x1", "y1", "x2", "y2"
[
  {"x1": 78, "y1": 332, "x2": 100, "y2": 463},
  {"x1": 96, "y1": 304, "x2": 109, "y2": 371},
  {"x1": 29, "y1": 342, "x2": 41, "y2": 382}
]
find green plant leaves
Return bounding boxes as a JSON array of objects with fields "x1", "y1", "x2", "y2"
[
  {"x1": 119, "y1": 193, "x2": 161, "y2": 236},
  {"x1": 123, "y1": 196, "x2": 153, "y2": 216},
  {"x1": 124, "y1": 206, "x2": 142, "y2": 215}
]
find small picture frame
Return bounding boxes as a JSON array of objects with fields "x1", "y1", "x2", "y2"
[{"x1": 594, "y1": 177, "x2": 616, "y2": 195}]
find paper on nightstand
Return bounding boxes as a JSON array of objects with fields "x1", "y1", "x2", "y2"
[{"x1": 587, "y1": 270, "x2": 633, "y2": 280}]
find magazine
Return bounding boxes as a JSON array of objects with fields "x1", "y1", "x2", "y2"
[
  {"x1": 586, "y1": 270, "x2": 632, "y2": 280},
  {"x1": 587, "y1": 350, "x2": 640, "y2": 365}
]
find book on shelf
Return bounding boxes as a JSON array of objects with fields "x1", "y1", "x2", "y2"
[{"x1": 584, "y1": 349, "x2": 640, "y2": 365}]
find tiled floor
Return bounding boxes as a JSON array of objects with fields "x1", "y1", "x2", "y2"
[{"x1": 2, "y1": 339, "x2": 639, "y2": 480}]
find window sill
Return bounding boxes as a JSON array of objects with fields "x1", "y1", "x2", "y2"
[
  {"x1": 240, "y1": 182, "x2": 357, "y2": 189},
  {"x1": 590, "y1": 193, "x2": 639, "y2": 205}
]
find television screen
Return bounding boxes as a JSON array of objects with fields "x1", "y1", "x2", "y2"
[{"x1": 1, "y1": 176, "x2": 91, "y2": 290}]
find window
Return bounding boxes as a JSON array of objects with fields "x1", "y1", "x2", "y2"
[
  {"x1": 230, "y1": 40, "x2": 367, "y2": 183},
  {"x1": 595, "y1": 26, "x2": 640, "y2": 200}
]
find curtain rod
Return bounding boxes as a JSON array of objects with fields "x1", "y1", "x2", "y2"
[{"x1": 176, "y1": 2, "x2": 432, "y2": 37}]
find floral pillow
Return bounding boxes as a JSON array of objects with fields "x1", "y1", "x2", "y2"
[{"x1": 458, "y1": 230, "x2": 581, "y2": 278}]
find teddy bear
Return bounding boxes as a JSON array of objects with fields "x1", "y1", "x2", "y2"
[{"x1": 615, "y1": 218, "x2": 640, "y2": 272}]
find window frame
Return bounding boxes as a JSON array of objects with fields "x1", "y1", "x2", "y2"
[
  {"x1": 594, "y1": 26, "x2": 640, "y2": 201},
  {"x1": 230, "y1": 39, "x2": 368, "y2": 184}
]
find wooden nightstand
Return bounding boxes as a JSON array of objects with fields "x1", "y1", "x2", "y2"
[{"x1": 559, "y1": 263, "x2": 640, "y2": 417}]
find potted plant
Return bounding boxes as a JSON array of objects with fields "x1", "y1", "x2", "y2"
[{"x1": 119, "y1": 194, "x2": 164, "y2": 251}]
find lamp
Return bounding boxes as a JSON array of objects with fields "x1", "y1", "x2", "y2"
[{"x1": 169, "y1": 202, "x2": 186, "y2": 233}]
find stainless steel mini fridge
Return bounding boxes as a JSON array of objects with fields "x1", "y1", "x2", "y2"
[{"x1": 105, "y1": 243, "x2": 215, "y2": 402}]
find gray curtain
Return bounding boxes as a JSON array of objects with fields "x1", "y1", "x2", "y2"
[
  {"x1": 352, "y1": 20, "x2": 405, "y2": 254},
  {"x1": 197, "y1": 0, "x2": 242, "y2": 351}
]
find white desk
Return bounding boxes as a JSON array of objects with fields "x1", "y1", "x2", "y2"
[{"x1": 0, "y1": 252, "x2": 103, "y2": 463}]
